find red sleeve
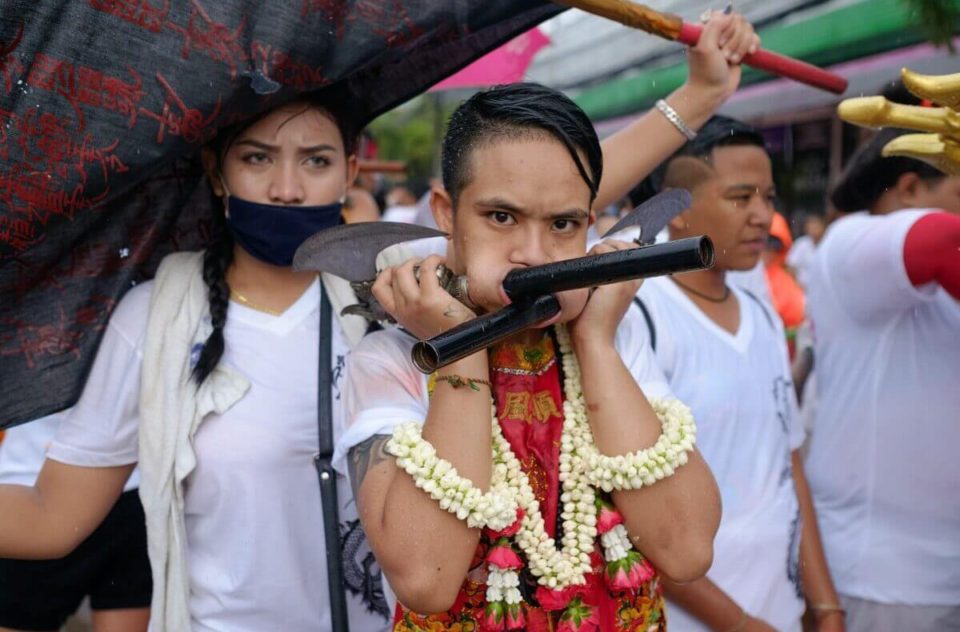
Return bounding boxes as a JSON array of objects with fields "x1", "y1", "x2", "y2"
[{"x1": 903, "y1": 212, "x2": 960, "y2": 299}]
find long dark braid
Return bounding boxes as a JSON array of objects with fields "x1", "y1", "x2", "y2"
[{"x1": 192, "y1": 203, "x2": 235, "y2": 385}]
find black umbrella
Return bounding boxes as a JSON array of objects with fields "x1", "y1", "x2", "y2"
[{"x1": 0, "y1": 0, "x2": 563, "y2": 427}]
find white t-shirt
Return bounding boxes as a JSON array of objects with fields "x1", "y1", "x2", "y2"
[
  {"x1": 381, "y1": 205, "x2": 419, "y2": 224},
  {"x1": 0, "y1": 413, "x2": 139, "y2": 490},
  {"x1": 727, "y1": 260, "x2": 773, "y2": 305},
  {"x1": 48, "y1": 279, "x2": 393, "y2": 632},
  {"x1": 804, "y1": 210, "x2": 960, "y2": 606},
  {"x1": 632, "y1": 277, "x2": 805, "y2": 632},
  {"x1": 786, "y1": 235, "x2": 817, "y2": 288},
  {"x1": 333, "y1": 309, "x2": 673, "y2": 482}
]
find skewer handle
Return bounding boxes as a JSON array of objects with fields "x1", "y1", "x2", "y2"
[
  {"x1": 557, "y1": 0, "x2": 848, "y2": 94},
  {"x1": 677, "y1": 22, "x2": 847, "y2": 94}
]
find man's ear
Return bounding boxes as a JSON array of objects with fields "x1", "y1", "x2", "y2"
[
  {"x1": 431, "y1": 186, "x2": 455, "y2": 236},
  {"x1": 668, "y1": 207, "x2": 692, "y2": 234},
  {"x1": 894, "y1": 172, "x2": 925, "y2": 207},
  {"x1": 202, "y1": 148, "x2": 224, "y2": 198}
]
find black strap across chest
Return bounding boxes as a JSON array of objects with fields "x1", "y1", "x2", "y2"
[{"x1": 315, "y1": 286, "x2": 350, "y2": 632}]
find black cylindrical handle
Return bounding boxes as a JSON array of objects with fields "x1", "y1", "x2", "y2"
[
  {"x1": 411, "y1": 236, "x2": 714, "y2": 373},
  {"x1": 502, "y1": 236, "x2": 714, "y2": 300},
  {"x1": 412, "y1": 294, "x2": 561, "y2": 373}
]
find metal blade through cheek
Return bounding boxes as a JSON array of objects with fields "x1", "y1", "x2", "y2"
[{"x1": 602, "y1": 189, "x2": 692, "y2": 244}]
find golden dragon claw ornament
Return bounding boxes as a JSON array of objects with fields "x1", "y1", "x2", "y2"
[{"x1": 838, "y1": 68, "x2": 960, "y2": 174}]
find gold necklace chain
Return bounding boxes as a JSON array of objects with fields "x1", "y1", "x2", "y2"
[{"x1": 230, "y1": 289, "x2": 282, "y2": 316}]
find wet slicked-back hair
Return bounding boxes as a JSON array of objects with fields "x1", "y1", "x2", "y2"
[
  {"x1": 829, "y1": 128, "x2": 945, "y2": 214},
  {"x1": 441, "y1": 83, "x2": 602, "y2": 207},
  {"x1": 632, "y1": 115, "x2": 766, "y2": 202},
  {"x1": 674, "y1": 114, "x2": 766, "y2": 162}
]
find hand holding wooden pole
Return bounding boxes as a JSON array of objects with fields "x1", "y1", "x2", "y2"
[{"x1": 556, "y1": 0, "x2": 848, "y2": 94}]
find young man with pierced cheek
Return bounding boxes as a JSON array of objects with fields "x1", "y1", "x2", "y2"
[
  {"x1": 629, "y1": 116, "x2": 843, "y2": 632},
  {"x1": 427, "y1": 138, "x2": 596, "y2": 325},
  {"x1": 336, "y1": 83, "x2": 722, "y2": 631},
  {"x1": 336, "y1": 9, "x2": 765, "y2": 628}
]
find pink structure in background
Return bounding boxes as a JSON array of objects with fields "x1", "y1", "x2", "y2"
[{"x1": 431, "y1": 28, "x2": 550, "y2": 90}]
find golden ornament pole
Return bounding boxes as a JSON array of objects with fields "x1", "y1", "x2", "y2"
[{"x1": 838, "y1": 68, "x2": 960, "y2": 174}]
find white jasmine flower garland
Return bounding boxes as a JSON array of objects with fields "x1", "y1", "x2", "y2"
[
  {"x1": 582, "y1": 397, "x2": 697, "y2": 493},
  {"x1": 385, "y1": 325, "x2": 697, "y2": 592},
  {"x1": 386, "y1": 418, "x2": 519, "y2": 531}
]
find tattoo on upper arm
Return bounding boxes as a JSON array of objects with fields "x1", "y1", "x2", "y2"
[{"x1": 347, "y1": 435, "x2": 392, "y2": 500}]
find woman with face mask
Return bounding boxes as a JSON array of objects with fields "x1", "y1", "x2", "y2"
[{"x1": 0, "y1": 94, "x2": 394, "y2": 632}]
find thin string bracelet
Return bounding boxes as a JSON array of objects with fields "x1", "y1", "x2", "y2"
[{"x1": 435, "y1": 374, "x2": 491, "y2": 392}]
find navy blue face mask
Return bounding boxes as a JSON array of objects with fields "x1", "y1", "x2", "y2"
[{"x1": 224, "y1": 194, "x2": 344, "y2": 267}]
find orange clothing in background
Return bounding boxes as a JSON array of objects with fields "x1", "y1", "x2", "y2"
[
  {"x1": 766, "y1": 265, "x2": 805, "y2": 330},
  {"x1": 765, "y1": 213, "x2": 806, "y2": 356}
]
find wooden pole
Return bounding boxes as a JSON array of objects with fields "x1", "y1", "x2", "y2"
[{"x1": 556, "y1": 0, "x2": 848, "y2": 94}]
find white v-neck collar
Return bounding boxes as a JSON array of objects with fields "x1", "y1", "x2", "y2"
[
  {"x1": 660, "y1": 278, "x2": 754, "y2": 354},
  {"x1": 228, "y1": 277, "x2": 321, "y2": 336}
]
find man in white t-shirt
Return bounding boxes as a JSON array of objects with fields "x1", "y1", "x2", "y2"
[
  {"x1": 805, "y1": 128, "x2": 960, "y2": 632},
  {"x1": 785, "y1": 214, "x2": 825, "y2": 289},
  {"x1": 631, "y1": 116, "x2": 844, "y2": 632},
  {"x1": 381, "y1": 184, "x2": 420, "y2": 224}
]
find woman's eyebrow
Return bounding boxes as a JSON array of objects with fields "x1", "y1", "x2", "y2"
[
  {"x1": 232, "y1": 139, "x2": 278, "y2": 151},
  {"x1": 231, "y1": 140, "x2": 337, "y2": 154}
]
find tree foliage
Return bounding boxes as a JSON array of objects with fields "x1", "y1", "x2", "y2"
[
  {"x1": 902, "y1": 0, "x2": 960, "y2": 51},
  {"x1": 370, "y1": 93, "x2": 461, "y2": 183}
]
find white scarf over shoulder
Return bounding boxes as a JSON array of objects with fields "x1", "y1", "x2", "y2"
[{"x1": 137, "y1": 252, "x2": 364, "y2": 630}]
